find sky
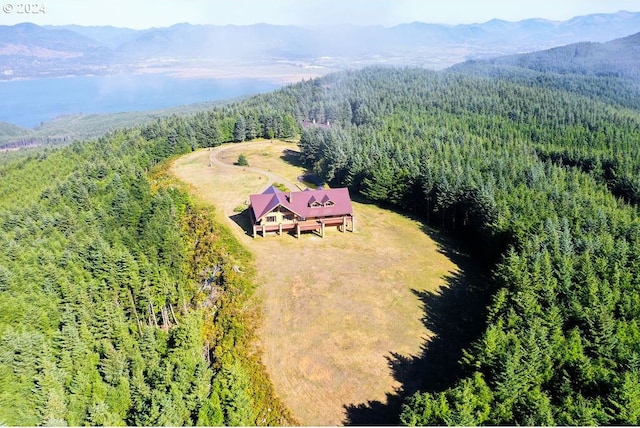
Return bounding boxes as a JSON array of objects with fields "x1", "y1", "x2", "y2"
[{"x1": 1, "y1": 0, "x2": 639, "y2": 28}]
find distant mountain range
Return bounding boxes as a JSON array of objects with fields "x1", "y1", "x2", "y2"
[
  {"x1": 2, "y1": 10, "x2": 640, "y2": 150},
  {"x1": 1, "y1": 10, "x2": 640, "y2": 79}
]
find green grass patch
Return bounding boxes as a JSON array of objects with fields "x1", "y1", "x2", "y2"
[
  {"x1": 272, "y1": 182, "x2": 289, "y2": 192},
  {"x1": 233, "y1": 203, "x2": 248, "y2": 213}
]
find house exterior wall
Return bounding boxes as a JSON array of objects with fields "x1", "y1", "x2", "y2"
[{"x1": 256, "y1": 208, "x2": 297, "y2": 226}]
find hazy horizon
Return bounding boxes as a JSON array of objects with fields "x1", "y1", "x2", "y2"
[
  {"x1": 1, "y1": 0, "x2": 639, "y2": 29},
  {"x1": 3, "y1": 1, "x2": 640, "y2": 132}
]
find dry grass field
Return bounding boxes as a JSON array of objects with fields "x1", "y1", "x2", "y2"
[{"x1": 170, "y1": 140, "x2": 465, "y2": 425}]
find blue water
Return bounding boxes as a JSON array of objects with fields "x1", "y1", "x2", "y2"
[{"x1": 0, "y1": 75, "x2": 282, "y2": 128}]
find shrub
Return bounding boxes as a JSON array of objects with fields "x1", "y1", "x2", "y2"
[{"x1": 236, "y1": 154, "x2": 249, "y2": 166}]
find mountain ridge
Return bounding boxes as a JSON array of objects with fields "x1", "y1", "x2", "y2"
[
  {"x1": 451, "y1": 29, "x2": 640, "y2": 80},
  {"x1": 1, "y1": 10, "x2": 639, "y2": 78},
  {"x1": 2, "y1": 10, "x2": 640, "y2": 148}
]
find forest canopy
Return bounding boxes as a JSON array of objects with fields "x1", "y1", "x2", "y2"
[
  {"x1": 282, "y1": 67, "x2": 640, "y2": 425},
  {"x1": 0, "y1": 128, "x2": 292, "y2": 425},
  {"x1": 2, "y1": 31, "x2": 640, "y2": 425}
]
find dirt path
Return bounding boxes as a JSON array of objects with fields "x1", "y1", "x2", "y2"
[
  {"x1": 209, "y1": 141, "x2": 302, "y2": 198},
  {"x1": 170, "y1": 140, "x2": 461, "y2": 425}
]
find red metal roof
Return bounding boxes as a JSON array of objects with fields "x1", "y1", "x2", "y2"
[{"x1": 250, "y1": 185, "x2": 353, "y2": 222}]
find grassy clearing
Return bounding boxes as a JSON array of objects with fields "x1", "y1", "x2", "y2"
[{"x1": 170, "y1": 140, "x2": 465, "y2": 425}]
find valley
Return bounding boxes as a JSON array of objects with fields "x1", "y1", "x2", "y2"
[
  {"x1": 3, "y1": 11, "x2": 640, "y2": 81},
  {"x1": 2, "y1": 10, "x2": 640, "y2": 148},
  {"x1": 2, "y1": 5, "x2": 640, "y2": 426}
]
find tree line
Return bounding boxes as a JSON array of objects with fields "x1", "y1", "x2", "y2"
[
  {"x1": 4, "y1": 61, "x2": 640, "y2": 425},
  {"x1": 274, "y1": 67, "x2": 640, "y2": 424},
  {"x1": 0, "y1": 125, "x2": 292, "y2": 424},
  {"x1": 128, "y1": 64, "x2": 640, "y2": 424}
]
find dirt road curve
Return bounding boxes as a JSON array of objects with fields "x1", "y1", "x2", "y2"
[{"x1": 209, "y1": 141, "x2": 301, "y2": 202}]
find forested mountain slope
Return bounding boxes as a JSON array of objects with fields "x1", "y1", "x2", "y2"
[
  {"x1": 0, "y1": 128, "x2": 293, "y2": 424},
  {"x1": 0, "y1": 121, "x2": 32, "y2": 146},
  {"x1": 233, "y1": 67, "x2": 640, "y2": 424},
  {"x1": 455, "y1": 31, "x2": 640, "y2": 79},
  {"x1": 84, "y1": 62, "x2": 640, "y2": 424},
  {"x1": 3, "y1": 33, "x2": 640, "y2": 425},
  {"x1": 450, "y1": 31, "x2": 640, "y2": 111}
]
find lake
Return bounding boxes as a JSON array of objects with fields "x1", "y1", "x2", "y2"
[{"x1": 0, "y1": 75, "x2": 282, "y2": 128}]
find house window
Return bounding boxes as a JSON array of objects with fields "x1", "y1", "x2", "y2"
[
  {"x1": 266, "y1": 215, "x2": 277, "y2": 223},
  {"x1": 324, "y1": 201, "x2": 334, "y2": 207}
]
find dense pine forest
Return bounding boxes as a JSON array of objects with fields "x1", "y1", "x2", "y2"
[
  {"x1": 283, "y1": 67, "x2": 640, "y2": 423},
  {"x1": 0, "y1": 129, "x2": 294, "y2": 424},
  {"x1": 2, "y1": 30, "x2": 640, "y2": 425}
]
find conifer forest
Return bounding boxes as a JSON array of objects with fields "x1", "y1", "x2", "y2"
[{"x1": 2, "y1": 32, "x2": 640, "y2": 425}]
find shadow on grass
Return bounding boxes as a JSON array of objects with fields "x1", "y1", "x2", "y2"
[
  {"x1": 229, "y1": 208, "x2": 253, "y2": 237},
  {"x1": 280, "y1": 148, "x2": 305, "y2": 168},
  {"x1": 343, "y1": 226, "x2": 493, "y2": 425},
  {"x1": 280, "y1": 148, "x2": 326, "y2": 189}
]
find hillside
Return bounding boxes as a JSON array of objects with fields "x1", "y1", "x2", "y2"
[
  {"x1": 1, "y1": 10, "x2": 640, "y2": 79},
  {"x1": 449, "y1": 30, "x2": 640, "y2": 111},
  {"x1": 0, "y1": 121, "x2": 32, "y2": 146},
  {"x1": 0, "y1": 120, "x2": 293, "y2": 426},
  {"x1": 3, "y1": 15, "x2": 640, "y2": 425},
  {"x1": 50, "y1": 60, "x2": 640, "y2": 424},
  {"x1": 0, "y1": 99, "x2": 234, "y2": 149},
  {"x1": 0, "y1": 22, "x2": 111, "y2": 78},
  {"x1": 453, "y1": 30, "x2": 640, "y2": 79},
  {"x1": 229, "y1": 65, "x2": 640, "y2": 424}
]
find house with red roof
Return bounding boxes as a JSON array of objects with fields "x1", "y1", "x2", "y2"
[{"x1": 249, "y1": 185, "x2": 355, "y2": 238}]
